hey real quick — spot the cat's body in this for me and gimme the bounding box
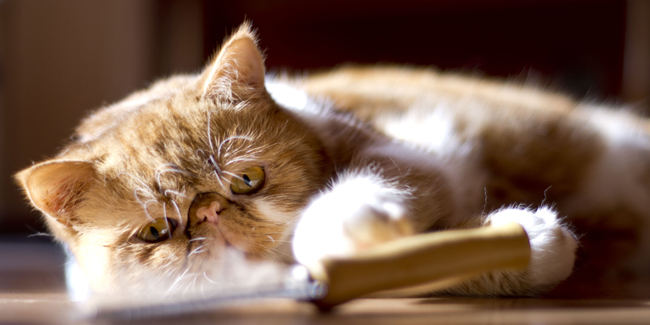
[17,24,650,297]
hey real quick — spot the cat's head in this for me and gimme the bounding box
[16,23,330,294]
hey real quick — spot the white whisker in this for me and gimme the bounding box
[165,267,190,296]
[119,172,151,191]
[188,245,206,257]
[170,200,183,226]
[203,271,219,285]
[134,192,158,221]
[207,110,215,152]
[164,189,187,198]
[27,232,53,238]
[219,175,232,186]
[217,136,253,161]
[223,170,245,182]
[208,155,226,190]
[208,155,221,174]
[224,156,259,166]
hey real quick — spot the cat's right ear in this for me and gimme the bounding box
[200,22,266,102]
[16,160,95,227]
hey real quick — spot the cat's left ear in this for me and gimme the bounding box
[201,22,266,102]
[16,160,96,227]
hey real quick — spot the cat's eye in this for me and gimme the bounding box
[230,166,265,194]
[137,218,177,243]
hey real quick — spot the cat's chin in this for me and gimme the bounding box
[92,246,286,299]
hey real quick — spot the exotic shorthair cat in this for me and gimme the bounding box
[16,23,650,298]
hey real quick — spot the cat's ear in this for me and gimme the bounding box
[201,22,266,102]
[16,160,95,227]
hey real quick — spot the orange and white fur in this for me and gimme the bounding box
[16,24,650,299]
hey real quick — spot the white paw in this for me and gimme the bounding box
[292,176,413,267]
[489,207,577,290]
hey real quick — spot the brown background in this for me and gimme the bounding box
[0,0,648,235]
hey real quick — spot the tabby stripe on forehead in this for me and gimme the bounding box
[170,116,196,145]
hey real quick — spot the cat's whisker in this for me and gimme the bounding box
[224,156,260,166]
[161,258,175,269]
[154,172,165,193]
[260,249,280,261]
[187,245,206,257]
[155,167,192,198]
[268,244,293,259]
[170,200,183,226]
[121,173,161,205]
[206,110,215,152]
[219,175,232,186]
[208,155,221,174]
[259,245,287,262]
[202,271,220,285]
[133,193,159,221]
[215,175,227,192]
[218,135,254,162]
[184,274,199,296]
[164,189,187,198]
[26,232,53,238]
[208,155,227,190]
[222,170,244,182]
[200,278,206,297]
[165,267,193,297]
[156,164,190,175]
[162,203,168,220]
[188,237,210,243]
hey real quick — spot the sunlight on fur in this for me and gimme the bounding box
[14,22,650,306]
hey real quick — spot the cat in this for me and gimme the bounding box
[15,22,650,298]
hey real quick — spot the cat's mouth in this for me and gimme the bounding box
[216,227,234,248]
[187,192,276,257]
[184,223,240,260]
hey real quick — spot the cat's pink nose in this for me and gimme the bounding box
[196,201,221,225]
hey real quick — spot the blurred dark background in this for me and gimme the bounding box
[0,0,648,236]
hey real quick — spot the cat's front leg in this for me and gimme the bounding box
[292,173,413,267]
[445,206,578,296]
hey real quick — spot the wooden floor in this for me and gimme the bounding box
[2,239,650,325]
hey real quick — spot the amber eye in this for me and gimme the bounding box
[230,166,265,194]
[137,218,177,243]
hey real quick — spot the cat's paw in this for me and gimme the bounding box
[488,206,577,291]
[292,176,413,267]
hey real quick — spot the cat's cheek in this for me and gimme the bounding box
[253,199,295,223]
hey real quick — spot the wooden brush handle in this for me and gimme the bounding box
[308,222,530,308]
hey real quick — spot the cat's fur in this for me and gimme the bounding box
[16,23,650,297]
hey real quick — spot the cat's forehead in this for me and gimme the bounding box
[98,93,272,157]
[88,98,280,187]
